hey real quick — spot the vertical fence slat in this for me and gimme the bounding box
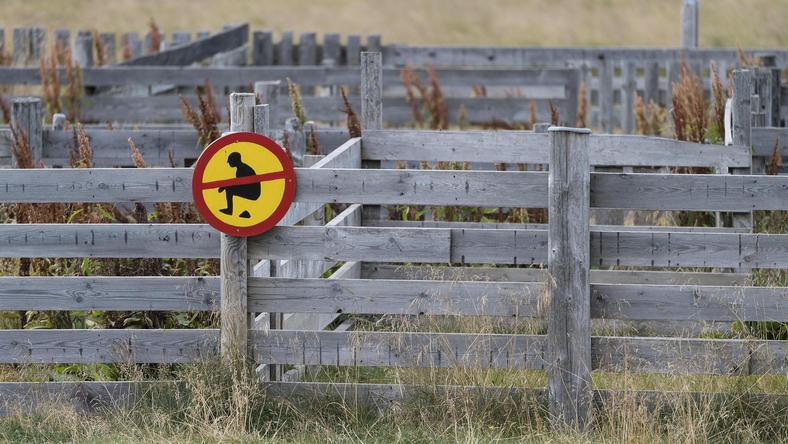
[252,31,273,66]
[644,61,659,105]
[360,51,386,224]
[547,126,591,429]
[599,58,613,133]
[278,31,293,65]
[221,92,255,365]
[731,69,753,232]
[680,0,699,48]
[323,33,341,67]
[74,30,94,68]
[298,32,317,66]
[346,35,361,65]
[622,61,636,134]
[11,97,42,166]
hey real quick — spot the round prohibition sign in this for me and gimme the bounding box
[192,132,296,237]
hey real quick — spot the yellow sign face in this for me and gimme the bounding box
[192,132,296,237]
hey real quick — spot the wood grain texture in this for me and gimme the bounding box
[361,264,749,286]
[0,276,219,311]
[221,234,248,364]
[592,284,788,322]
[0,329,218,363]
[248,278,544,317]
[361,52,382,130]
[0,224,219,258]
[252,330,786,375]
[0,168,193,203]
[251,330,547,369]
[248,226,451,263]
[592,336,786,375]
[591,173,788,210]
[361,130,749,168]
[293,169,548,207]
[547,127,592,427]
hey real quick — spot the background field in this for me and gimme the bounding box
[1,0,786,48]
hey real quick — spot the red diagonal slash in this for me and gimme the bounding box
[197,170,288,191]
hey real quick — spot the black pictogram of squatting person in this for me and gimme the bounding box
[218,152,260,219]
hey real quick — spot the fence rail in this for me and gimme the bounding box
[1,73,786,426]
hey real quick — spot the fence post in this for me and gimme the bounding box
[221,92,254,366]
[277,31,293,65]
[11,97,42,167]
[547,126,592,429]
[731,70,753,231]
[361,51,386,224]
[680,0,699,48]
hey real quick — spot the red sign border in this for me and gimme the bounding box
[192,132,296,237]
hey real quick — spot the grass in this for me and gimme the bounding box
[0,0,786,48]
[0,360,786,442]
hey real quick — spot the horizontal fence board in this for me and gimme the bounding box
[0,66,574,88]
[7,168,788,211]
[251,330,547,369]
[375,220,750,233]
[265,381,788,413]
[0,168,193,203]
[0,329,218,364]
[0,381,171,416]
[592,336,787,375]
[362,131,750,168]
[3,223,786,268]
[248,278,544,316]
[120,24,248,66]
[361,264,750,286]
[383,45,777,66]
[592,231,788,269]
[592,284,788,322]
[0,128,349,165]
[254,330,786,375]
[0,277,219,311]
[3,380,786,417]
[73,95,563,125]
[592,173,788,211]
[0,224,219,258]
[0,168,548,207]
[251,226,788,268]
[248,226,451,263]
[293,169,548,207]
[749,127,788,157]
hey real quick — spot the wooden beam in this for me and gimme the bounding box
[547,127,592,428]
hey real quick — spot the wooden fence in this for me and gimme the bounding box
[0,0,785,132]
[1,125,787,422]
[0,65,580,127]
[1,75,787,424]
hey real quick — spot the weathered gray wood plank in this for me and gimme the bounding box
[592,173,788,211]
[593,336,786,375]
[252,330,786,375]
[0,277,219,311]
[119,24,248,66]
[361,131,750,168]
[251,330,547,369]
[547,127,592,427]
[593,284,788,322]
[0,329,218,363]
[0,224,219,258]
[248,226,451,263]
[248,278,544,317]
[360,264,750,286]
